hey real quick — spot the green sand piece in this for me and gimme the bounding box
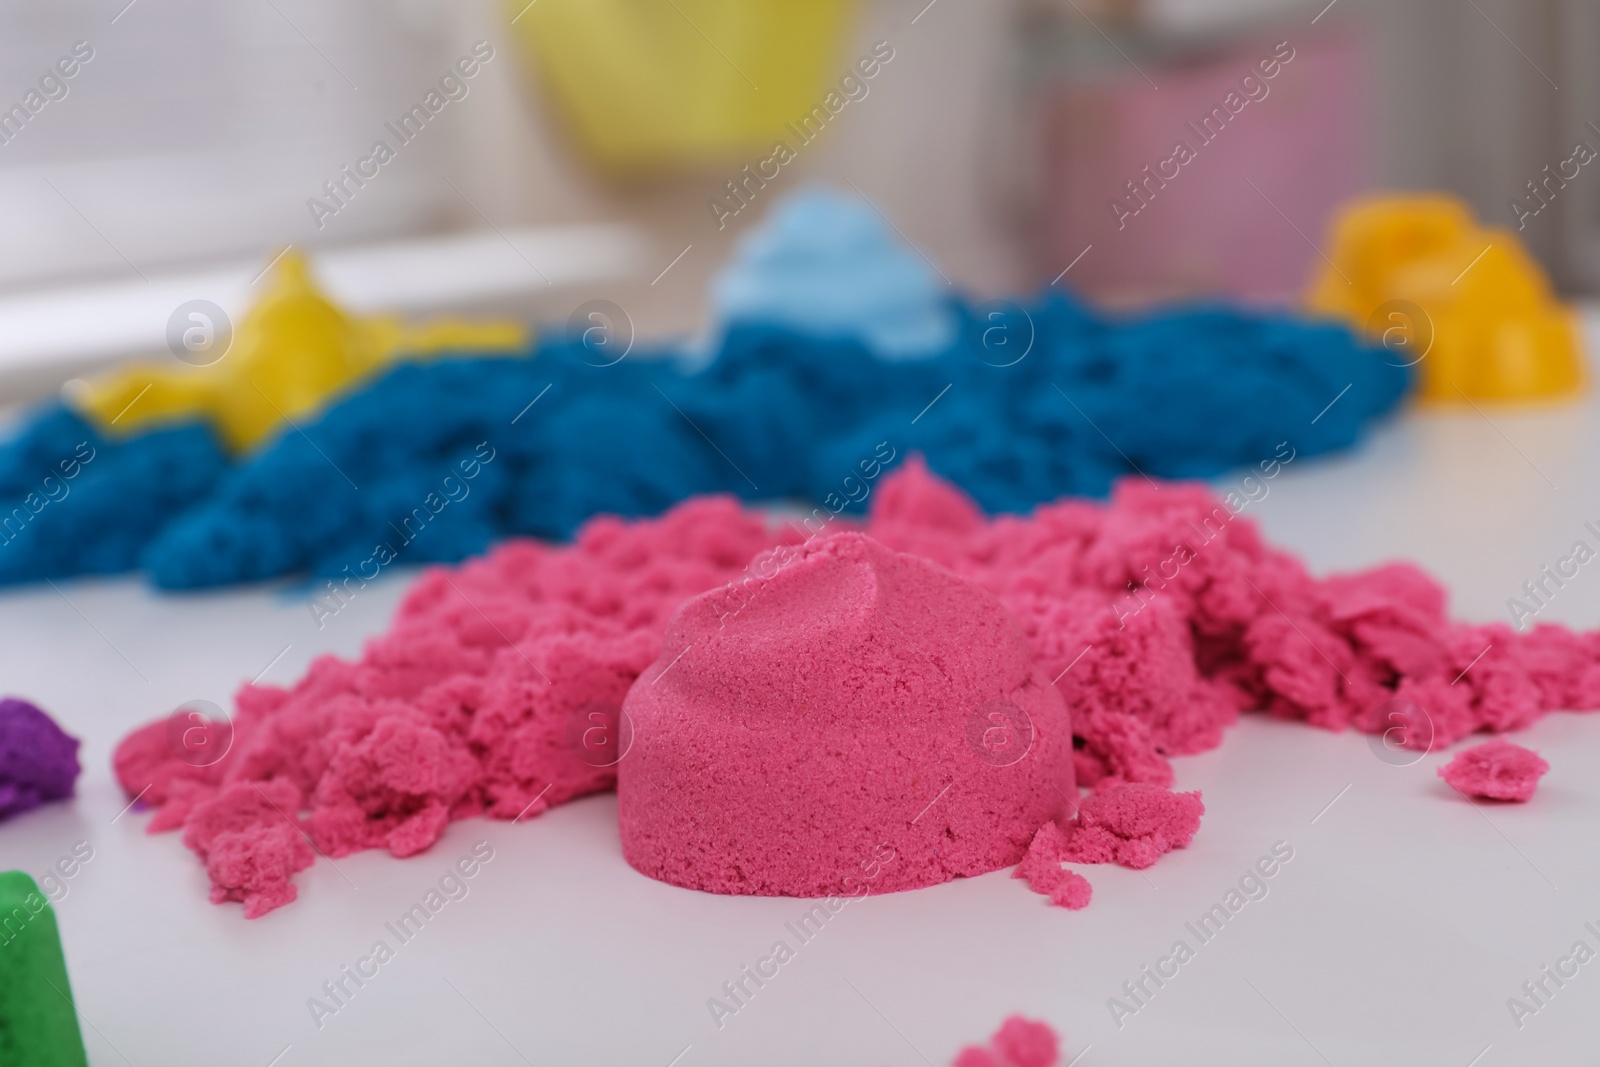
[0,871,88,1067]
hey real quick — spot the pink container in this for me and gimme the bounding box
[1035,33,1366,304]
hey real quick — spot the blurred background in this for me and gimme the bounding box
[0,0,1591,395]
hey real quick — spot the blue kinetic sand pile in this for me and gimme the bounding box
[0,189,1410,590]
[0,406,226,583]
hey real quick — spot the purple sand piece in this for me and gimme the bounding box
[0,698,81,821]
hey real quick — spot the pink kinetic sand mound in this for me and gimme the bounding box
[618,532,1074,896]
[113,458,1600,915]
[953,1014,1060,1067]
[1438,738,1549,801]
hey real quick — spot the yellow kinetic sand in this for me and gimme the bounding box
[507,0,854,173]
[71,253,528,452]
[1307,194,1584,402]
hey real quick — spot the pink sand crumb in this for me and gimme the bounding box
[1061,783,1204,869]
[181,779,314,918]
[1438,739,1549,802]
[953,1015,1060,1067]
[1012,822,1092,909]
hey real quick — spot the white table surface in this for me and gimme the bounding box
[9,323,1600,1066]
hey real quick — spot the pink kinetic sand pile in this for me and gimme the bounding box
[953,1014,1060,1067]
[115,458,1600,916]
[1438,738,1549,801]
[115,497,793,916]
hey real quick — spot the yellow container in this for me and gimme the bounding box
[1306,193,1584,402]
[71,252,528,452]
[507,0,855,173]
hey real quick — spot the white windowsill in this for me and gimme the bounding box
[0,224,651,391]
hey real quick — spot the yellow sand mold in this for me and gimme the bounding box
[70,252,528,452]
[1307,194,1584,402]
